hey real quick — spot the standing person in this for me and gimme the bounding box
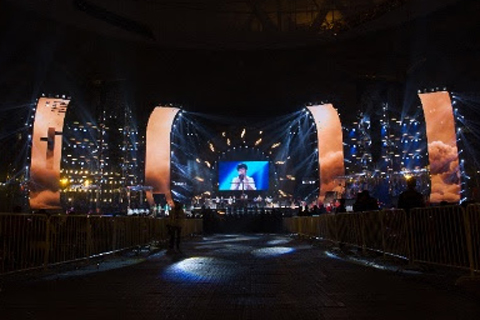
[167,201,186,253]
[335,198,347,213]
[397,177,426,213]
[230,163,256,190]
[363,190,379,211]
[353,190,379,212]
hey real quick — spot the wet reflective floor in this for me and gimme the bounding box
[1,234,479,319]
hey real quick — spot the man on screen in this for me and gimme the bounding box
[230,163,256,191]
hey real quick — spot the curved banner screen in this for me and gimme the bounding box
[419,91,460,203]
[29,97,70,209]
[307,104,345,201]
[145,106,180,206]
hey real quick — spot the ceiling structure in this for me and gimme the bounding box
[0,0,478,122]
[7,0,461,50]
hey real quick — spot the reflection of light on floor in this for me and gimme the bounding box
[214,244,254,255]
[163,257,237,283]
[199,236,258,245]
[266,239,291,246]
[251,247,295,257]
[295,245,313,250]
[325,251,341,260]
[325,251,422,275]
[195,244,224,250]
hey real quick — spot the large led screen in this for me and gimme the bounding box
[145,106,180,206]
[419,91,460,203]
[307,104,345,201]
[218,161,269,191]
[30,97,70,209]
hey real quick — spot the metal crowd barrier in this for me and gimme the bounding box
[409,206,470,270]
[382,209,410,258]
[0,214,203,275]
[464,204,480,276]
[183,218,203,236]
[0,214,48,273]
[284,205,480,276]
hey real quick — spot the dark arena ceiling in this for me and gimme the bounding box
[1,0,479,120]
[4,0,466,49]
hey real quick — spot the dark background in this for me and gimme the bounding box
[1,0,479,125]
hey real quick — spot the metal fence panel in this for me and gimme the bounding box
[0,214,202,275]
[466,204,480,272]
[335,213,363,247]
[382,209,409,258]
[0,214,48,273]
[284,207,476,275]
[410,206,470,269]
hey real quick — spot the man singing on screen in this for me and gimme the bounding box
[230,163,256,190]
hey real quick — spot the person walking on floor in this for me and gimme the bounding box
[167,200,186,253]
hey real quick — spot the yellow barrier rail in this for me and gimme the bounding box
[284,205,479,275]
[0,214,202,275]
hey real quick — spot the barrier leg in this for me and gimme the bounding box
[360,214,367,254]
[380,212,387,260]
[406,212,415,266]
[333,215,340,247]
[86,218,92,262]
[43,218,50,270]
[457,209,477,282]
[112,219,117,253]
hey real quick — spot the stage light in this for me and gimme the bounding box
[241,128,246,138]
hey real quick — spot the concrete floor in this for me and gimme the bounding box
[1,234,479,319]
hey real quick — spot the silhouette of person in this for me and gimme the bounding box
[397,177,425,213]
[335,198,347,213]
[167,201,186,253]
[353,190,379,212]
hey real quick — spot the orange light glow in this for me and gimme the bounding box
[419,91,460,203]
[307,104,345,201]
[145,107,180,206]
[29,97,70,209]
